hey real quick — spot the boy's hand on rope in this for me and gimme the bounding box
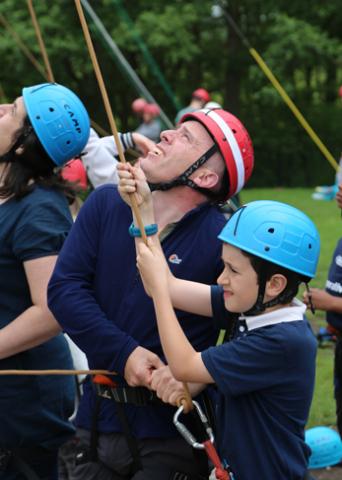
[151,366,204,412]
[117,163,153,212]
[151,365,190,408]
[124,346,164,388]
[137,241,169,297]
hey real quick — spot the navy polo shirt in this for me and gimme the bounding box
[48,185,225,438]
[325,238,342,332]
[202,286,317,480]
[0,186,75,448]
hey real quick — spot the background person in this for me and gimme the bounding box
[303,238,342,439]
[175,87,211,124]
[135,103,162,142]
[0,82,90,480]
[48,108,254,479]
[81,128,156,189]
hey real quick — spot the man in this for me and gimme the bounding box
[48,108,254,479]
[175,88,211,124]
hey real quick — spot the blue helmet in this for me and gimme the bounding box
[22,83,90,166]
[218,200,320,278]
[305,426,342,469]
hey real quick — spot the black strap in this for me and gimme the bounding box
[115,402,142,474]
[149,144,218,192]
[89,394,102,462]
[95,383,161,406]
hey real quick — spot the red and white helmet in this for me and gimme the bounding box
[131,98,147,114]
[181,108,254,198]
[192,88,211,103]
[143,103,161,117]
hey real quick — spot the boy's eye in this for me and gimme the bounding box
[225,263,238,274]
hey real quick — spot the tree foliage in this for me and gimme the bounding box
[0,0,341,186]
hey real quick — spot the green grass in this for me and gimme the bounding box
[240,188,340,428]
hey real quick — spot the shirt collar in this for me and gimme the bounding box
[239,298,306,332]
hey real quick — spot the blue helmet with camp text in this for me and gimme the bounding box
[218,200,320,278]
[22,83,90,166]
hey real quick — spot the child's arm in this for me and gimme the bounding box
[137,241,214,384]
[117,163,213,317]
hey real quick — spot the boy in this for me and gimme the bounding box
[118,163,320,480]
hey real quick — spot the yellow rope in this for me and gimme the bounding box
[249,48,339,172]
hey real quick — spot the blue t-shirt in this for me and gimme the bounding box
[325,237,342,332]
[202,286,317,480]
[48,185,225,438]
[0,186,75,449]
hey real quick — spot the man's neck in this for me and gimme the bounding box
[152,186,209,230]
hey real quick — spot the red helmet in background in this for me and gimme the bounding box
[181,108,254,197]
[132,98,147,114]
[339,86,342,98]
[192,88,211,103]
[61,158,88,190]
[143,103,160,117]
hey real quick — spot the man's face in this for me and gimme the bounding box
[139,120,215,183]
[0,97,26,156]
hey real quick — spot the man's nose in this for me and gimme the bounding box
[160,129,176,144]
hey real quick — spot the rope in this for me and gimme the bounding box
[0,369,116,376]
[219,5,339,172]
[0,13,46,77]
[26,0,55,82]
[74,0,193,413]
[204,440,230,480]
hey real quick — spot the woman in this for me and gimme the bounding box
[0,83,90,479]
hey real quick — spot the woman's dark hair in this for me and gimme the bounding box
[0,116,77,202]
[241,249,310,305]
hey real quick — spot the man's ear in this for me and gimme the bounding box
[265,274,287,301]
[191,168,219,190]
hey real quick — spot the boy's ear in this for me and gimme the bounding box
[265,274,287,300]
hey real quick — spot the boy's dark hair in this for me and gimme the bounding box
[242,249,310,305]
[0,116,77,203]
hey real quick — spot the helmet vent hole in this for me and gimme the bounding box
[36,115,40,120]
[308,243,312,249]
[268,228,275,233]
[66,140,71,145]
[232,129,236,134]
[49,107,54,112]
[265,246,270,252]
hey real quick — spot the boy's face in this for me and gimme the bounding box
[217,243,259,313]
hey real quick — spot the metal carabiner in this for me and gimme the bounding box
[173,400,215,449]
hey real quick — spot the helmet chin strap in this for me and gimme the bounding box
[148,144,218,192]
[242,263,300,317]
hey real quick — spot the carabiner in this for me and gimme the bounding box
[173,400,214,449]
